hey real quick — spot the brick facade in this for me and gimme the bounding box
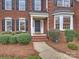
[0,0,79,41]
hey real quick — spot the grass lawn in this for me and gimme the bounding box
[0,55,42,59]
[0,56,21,59]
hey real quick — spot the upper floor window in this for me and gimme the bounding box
[57,0,70,7]
[34,0,41,11]
[19,0,26,11]
[5,0,12,10]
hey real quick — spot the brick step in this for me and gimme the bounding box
[32,36,48,42]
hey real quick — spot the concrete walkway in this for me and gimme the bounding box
[33,42,77,59]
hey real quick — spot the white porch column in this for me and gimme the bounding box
[41,20,44,33]
[60,15,63,31]
[47,17,49,31]
[31,16,34,35]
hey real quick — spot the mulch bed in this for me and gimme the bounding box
[46,40,79,59]
[0,43,38,57]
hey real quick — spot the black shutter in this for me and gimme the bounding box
[12,0,14,10]
[16,0,19,10]
[16,19,19,31]
[70,0,73,7]
[32,0,35,11]
[2,0,5,10]
[12,19,14,31]
[54,0,57,6]
[25,0,27,10]
[25,19,28,31]
[2,19,5,31]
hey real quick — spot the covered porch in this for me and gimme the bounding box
[29,12,48,36]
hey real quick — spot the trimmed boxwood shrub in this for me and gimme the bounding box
[9,35,17,44]
[65,30,75,42]
[0,32,32,45]
[0,35,11,44]
[17,33,32,44]
[67,43,78,50]
[27,55,42,59]
[0,32,12,34]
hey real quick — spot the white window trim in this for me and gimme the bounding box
[19,0,26,11]
[19,18,26,32]
[5,17,12,32]
[54,15,73,31]
[5,0,12,10]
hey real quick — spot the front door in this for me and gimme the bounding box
[35,20,41,33]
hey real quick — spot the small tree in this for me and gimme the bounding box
[47,30,60,43]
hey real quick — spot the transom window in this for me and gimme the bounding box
[54,15,73,31]
[5,0,12,10]
[5,18,12,32]
[57,0,70,7]
[19,18,26,32]
[19,0,26,11]
[34,0,41,11]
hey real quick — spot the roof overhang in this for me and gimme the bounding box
[52,12,74,15]
[29,12,48,17]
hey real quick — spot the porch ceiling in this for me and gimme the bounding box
[33,17,47,20]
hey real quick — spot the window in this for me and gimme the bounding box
[57,0,63,7]
[19,0,26,11]
[5,18,12,32]
[55,17,60,29]
[57,0,70,7]
[54,15,73,31]
[63,16,70,29]
[19,18,26,32]
[34,0,41,11]
[5,0,12,10]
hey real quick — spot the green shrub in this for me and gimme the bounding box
[0,35,11,44]
[16,32,26,34]
[67,43,78,50]
[0,32,31,45]
[17,33,32,44]
[65,30,75,42]
[0,32,12,34]
[0,56,21,59]
[27,55,41,59]
[47,30,60,43]
[9,35,17,44]
[75,32,79,40]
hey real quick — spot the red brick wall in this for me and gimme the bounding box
[0,0,79,33]
[48,0,79,32]
[0,0,48,32]
[73,1,79,31]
